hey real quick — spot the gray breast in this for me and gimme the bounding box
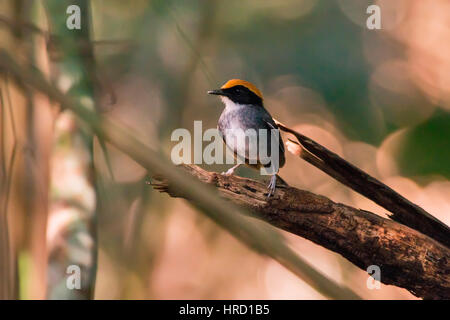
[218,105,285,170]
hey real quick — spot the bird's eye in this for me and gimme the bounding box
[235,87,241,93]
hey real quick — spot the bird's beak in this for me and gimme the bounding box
[207,89,226,96]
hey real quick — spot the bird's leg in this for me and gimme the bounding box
[221,164,241,176]
[267,174,277,198]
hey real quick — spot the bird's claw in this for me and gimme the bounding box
[266,175,277,199]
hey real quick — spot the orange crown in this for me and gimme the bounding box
[221,79,263,99]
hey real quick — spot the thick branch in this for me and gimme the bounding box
[276,121,450,249]
[2,48,448,300]
[151,164,450,300]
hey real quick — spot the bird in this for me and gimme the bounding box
[208,79,285,198]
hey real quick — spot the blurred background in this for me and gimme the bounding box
[0,0,449,299]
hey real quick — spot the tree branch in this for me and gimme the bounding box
[275,121,450,249]
[2,48,448,300]
[151,164,450,300]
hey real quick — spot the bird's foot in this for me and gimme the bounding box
[267,174,277,199]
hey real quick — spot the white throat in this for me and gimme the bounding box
[220,96,245,111]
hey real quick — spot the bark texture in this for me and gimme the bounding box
[152,164,450,300]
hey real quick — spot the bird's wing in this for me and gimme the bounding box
[259,114,285,171]
[265,119,285,155]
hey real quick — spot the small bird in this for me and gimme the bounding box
[208,79,285,198]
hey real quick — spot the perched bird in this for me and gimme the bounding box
[208,79,285,198]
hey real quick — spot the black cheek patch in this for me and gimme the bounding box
[223,85,263,106]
